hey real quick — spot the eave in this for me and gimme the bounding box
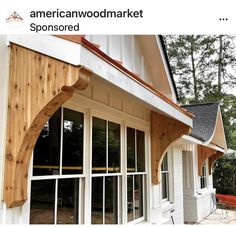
[7,34,193,127]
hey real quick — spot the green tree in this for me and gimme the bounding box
[163,35,217,102]
[163,35,236,149]
[213,153,236,195]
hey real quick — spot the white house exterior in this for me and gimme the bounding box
[0,35,226,224]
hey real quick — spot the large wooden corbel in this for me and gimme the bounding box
[4,44,92,208]
[197,145,216,176]
[151,111,191,184]
[208,151,224,175]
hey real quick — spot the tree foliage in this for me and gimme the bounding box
[213,153,236,195]
[163,35,236,150]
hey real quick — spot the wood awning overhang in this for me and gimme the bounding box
[3,44,92,208]
[197,145,224,176]
[151,111,191,185]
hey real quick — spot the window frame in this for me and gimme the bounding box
[26,95,150,225]
[91,113,122,224]
[161,153,170,201]
[200,160,208,189]
[29,106,86,224]
[126,124,147,224]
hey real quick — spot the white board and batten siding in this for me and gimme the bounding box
[85,35,153,85]
[0,35,10,224]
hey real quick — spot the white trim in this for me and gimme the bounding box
[0,36,10,216]
[204,106,227,149]
[80,45,192,127]
[7,35,82,66]
[54,179,58,224]
[180,135,225,153]
[7,35,192,127]
[155,36,177,102]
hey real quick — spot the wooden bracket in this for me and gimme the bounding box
[151,111,191,185]
[208,151,224,175]
[4,44,91,208]
[197,145,215,176]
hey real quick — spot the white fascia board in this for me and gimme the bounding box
[80,46,192,127]
[207,144,225,153]
[181,135,203,145]
[181,135,225,153]
[155,36,177,102]
[7,35,81,66]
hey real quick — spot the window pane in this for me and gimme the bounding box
[161,154,168,171]
[108,122,120,173]
[30,180,55,224]
[92,177,103,224]
[33,108,61,176]
[137,130,145,172]
[162,173,169,199]
[127,128,135,172]
[62,108,84,174]
[92,117,106,173]
[135,175,143,219]
[105,176,118,224]
[127,175,134,222]
[57,178,79,224]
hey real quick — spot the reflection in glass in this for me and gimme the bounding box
[137,130,145,172]
[33,108,61,176]
[162,173,169,199]
[161,154,168,171]
[30,180,55,224]
[105,176,118,224]
[127,128,135,172]
[135,175,143,219]
[57,178,79,224]
[92,117,106,173]
[108,122,120,173]
[62,108,84,174]
[91,177,103,224]
[127,175,134,222]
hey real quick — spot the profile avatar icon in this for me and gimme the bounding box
[6,11,24,28]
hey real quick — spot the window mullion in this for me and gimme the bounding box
[103,176,105,224]
[135,130,137,172]
[133,175,135,220]
[106,121,108,173]
[54,179,58,224]
[59,108,64,176]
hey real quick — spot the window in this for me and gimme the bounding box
[161,154,169,200]
[127,127,145,223]
[30,103,148,225]
[30,108,84,224]
[200,161,207,189]
[91,117,121,224]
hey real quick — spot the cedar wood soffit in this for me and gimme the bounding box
[4,44,91,208]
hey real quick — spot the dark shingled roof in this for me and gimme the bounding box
[182,102,219,142]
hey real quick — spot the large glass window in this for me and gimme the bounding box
[33,109,61,176]
[30,107,84,224]
[91,117,121,224]
[200,161,207,189]
[161,154,169,200]
[127,127,145,223]
[92,117,120,173]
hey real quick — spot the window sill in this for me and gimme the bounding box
[162,200,174,212]
[196,188,215,198]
